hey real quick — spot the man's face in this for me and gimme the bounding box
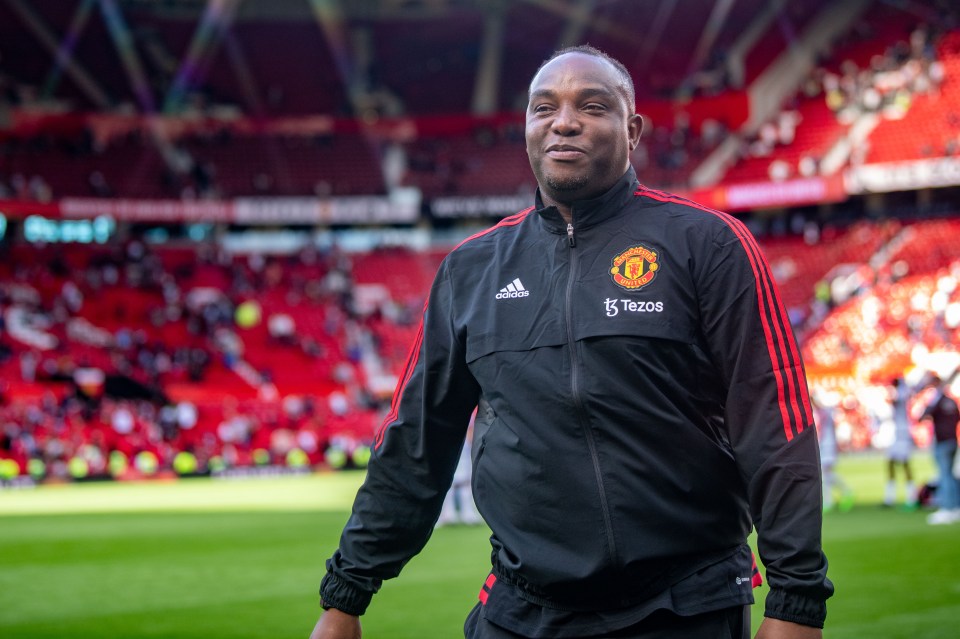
[525,53,642,206]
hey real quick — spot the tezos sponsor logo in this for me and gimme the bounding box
[604,298,664,317]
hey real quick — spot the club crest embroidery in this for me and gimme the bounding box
[610,244,660,290]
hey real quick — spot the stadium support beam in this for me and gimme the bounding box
[556,0,597,49]
[163,0,241,114]
[309,0,399,194]
[517,0,638,46]
[690,0,872,189]
[96,0,157,112]
[745,0,872,131]
[3,0,111,108]
[40,0,98,102]
[723,0,786,90]
[221,28,266,115]
[95,0,219,187]
[681,0,735,91]
[630,0,677,76]
[471,1,506,115]
[307,0,359,114]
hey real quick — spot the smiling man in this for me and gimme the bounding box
[310,46,832,639]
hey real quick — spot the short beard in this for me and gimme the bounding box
[544,172,589,194]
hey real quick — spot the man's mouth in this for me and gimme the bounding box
[545,145,586,160]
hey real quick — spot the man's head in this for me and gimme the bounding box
[532,45,636,110]
[525,45,642,209]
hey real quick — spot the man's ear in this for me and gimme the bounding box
[628,114,644,150]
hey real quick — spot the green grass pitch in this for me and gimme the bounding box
[1,453,958,638]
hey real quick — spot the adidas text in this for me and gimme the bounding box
[496,278,529,300]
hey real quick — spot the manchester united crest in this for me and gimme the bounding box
[610,244,660,290]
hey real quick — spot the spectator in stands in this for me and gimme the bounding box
[920,375,960,525]
[110,401,136,436]
[88,170,113,198]
[19,350,38,383]
[311,45,831,639]
[268,312,297,345]
[28,175,53,202]
[798,155,820,177]
[176,400,198,432]
[884,376,918,508]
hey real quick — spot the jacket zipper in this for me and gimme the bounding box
[563,223,619,564]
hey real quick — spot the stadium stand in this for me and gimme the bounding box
[1,0,959,484]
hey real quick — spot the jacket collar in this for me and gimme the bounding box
[535,166,639,234]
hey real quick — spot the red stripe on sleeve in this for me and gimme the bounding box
[374,311,425,449]
[636,187,810,440]
[452,208,533,251]
[714,212,808,433]
[718,212,814,427]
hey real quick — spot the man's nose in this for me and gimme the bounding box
[551,104,581,134]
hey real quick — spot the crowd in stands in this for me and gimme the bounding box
[803,217,960,453]
[730,8,958,183]
[1,212,959,484]
[816,25,945,124]
[0,171,53,203]
[0,113,734,203]
[0,238,432,484]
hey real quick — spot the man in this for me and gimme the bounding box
[920,375,960,525]
[884,377,917,508]
[310,45,832,639]
[813,393,853,513]
[436,416,483,527]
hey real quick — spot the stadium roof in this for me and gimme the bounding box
[1,0,845,116]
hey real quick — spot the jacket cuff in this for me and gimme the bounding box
[764,588,827,628]
[319,572,373,617]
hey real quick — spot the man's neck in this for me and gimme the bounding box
[540,193,573,224]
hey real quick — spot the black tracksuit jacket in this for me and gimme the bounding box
[320,168,833,631]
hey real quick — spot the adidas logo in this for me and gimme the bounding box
[495,278,530,299]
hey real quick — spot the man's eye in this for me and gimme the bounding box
[533,104,554,113]
[583,103,606,111]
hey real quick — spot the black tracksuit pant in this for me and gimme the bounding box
[464,603,750,639]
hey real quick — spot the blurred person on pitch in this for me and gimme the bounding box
[884,377,918,508]
[920,374,960,525]
[310,45,832,639]
[436,413,483,528]
[813,393,853,513]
